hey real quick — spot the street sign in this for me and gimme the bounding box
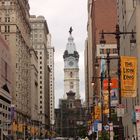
[117,104,125,117]
[104,125,109,131]
[93,120,100,132]
[98,123,102,131]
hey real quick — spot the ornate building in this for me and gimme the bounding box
[55,91,87,138]
[63,28,80,99]
[55,28,87,138]
[0,0,31,124]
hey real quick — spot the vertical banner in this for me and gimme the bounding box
[135,106,140,140]
[103,78,118,107]
[94,105,101,120]
[103,90,109,114]
[121,56,137,97]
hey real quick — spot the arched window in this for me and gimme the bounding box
[70,72,73,78]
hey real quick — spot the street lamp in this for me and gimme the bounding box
[99,24,136,140]
[92,55,113,139]
[91,72,104,137]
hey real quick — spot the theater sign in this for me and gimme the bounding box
[121,56,137,97]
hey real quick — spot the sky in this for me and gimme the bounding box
[29,0,88,107]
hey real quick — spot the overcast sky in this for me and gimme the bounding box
[29,0,87,107]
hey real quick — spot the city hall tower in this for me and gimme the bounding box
[63,27,80,99]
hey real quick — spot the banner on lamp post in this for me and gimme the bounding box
[135,106,140,140]
[103,78,119,107]
[94,105,101,120]
[103,90,109,114]
[121,56,137,97]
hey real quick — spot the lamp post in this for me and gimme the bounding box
[93,53,112,139]
[99,24,136,140]
[106,51,112,139]
[91,72,104,137]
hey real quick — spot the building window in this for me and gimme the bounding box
[70,82,74,89]
[5,17,10,22]
[112,48,118,54]
[1,59,8,80]
[106,48,110,53]
[70,103,72,108]
[100,49,104,54]
[70,72,73,78]
[5,25,10,32]
[5,35,9,40]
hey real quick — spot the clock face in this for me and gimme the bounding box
[69,61,74,66]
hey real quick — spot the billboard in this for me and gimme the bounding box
[121,56,137,97]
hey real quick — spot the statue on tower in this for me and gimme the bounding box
[69,27,73,35]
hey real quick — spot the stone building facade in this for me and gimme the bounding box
[0,0,31,124]
[47,34,55,128]
[30,15,50,127]
[0,35,12,139]
[30,48,38,125]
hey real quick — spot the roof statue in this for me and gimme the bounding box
[69,27,73,35]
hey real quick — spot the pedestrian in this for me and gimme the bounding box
[125,136,130,140]
[132,135,136,140]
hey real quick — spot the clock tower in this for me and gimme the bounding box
[63,27,80,99]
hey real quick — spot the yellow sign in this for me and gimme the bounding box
[12,122,17,132]
[121,56,137,97]
[18,124,23,132]
[103,90,109,114]
[94,105,101,120]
